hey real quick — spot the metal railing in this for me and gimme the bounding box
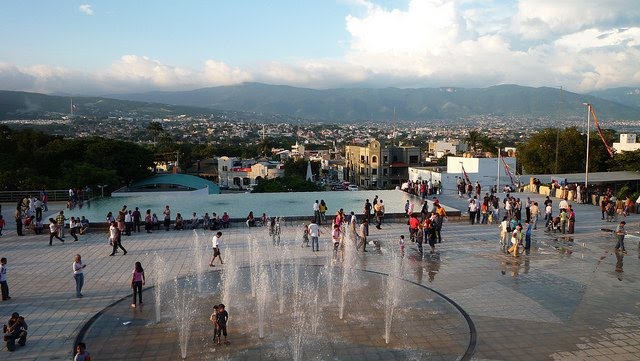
[0,190,75,203]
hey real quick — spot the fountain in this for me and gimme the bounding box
[325,252,334,302]
[278,244,287,314]
[384,250,405,344]
[152,253,168,323]
[170,276,198,359]
[221,248,238,308]
[256,264,269,339]
[191,230,205,293]
[310,272,322,335]
[339,228,357,320]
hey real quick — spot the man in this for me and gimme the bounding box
[308,220,320,252]
[615,221,627,254]
[0,258,9,301]
[3,312,27,351]
[56,211,66,238]
[543,196,553,219]
[14,207,23,237]
[132,207,142,232]
[374,200,385,229]
[358,218,369,252]
[313,200,320,224]
[559,197,569,213]
[364,199,372,221]
[530,202,541,230]
[124,211,132,236]
[79,216,90,235]
[209,231,224,267]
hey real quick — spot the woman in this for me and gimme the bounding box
[48,218,64,246]
[131,261,145,308]
[319,200,328,223]
[105,211,114,223]
[144,209,152,233]
[73,254,86,298]
[174,213,184,230]
[567,206,576,234]
[246,211,255,227]
[109,221,127,256]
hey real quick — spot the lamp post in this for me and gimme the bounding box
[583,103,591,189]
[98,185,107,198]
[497,147,501,194]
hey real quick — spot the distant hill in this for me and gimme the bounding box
[0,90,213,120]
[589,87,640,109]
[108,83,640,121]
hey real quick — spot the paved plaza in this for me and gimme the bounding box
[0,191,639,360]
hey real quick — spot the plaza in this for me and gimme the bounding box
[0,190,639,360]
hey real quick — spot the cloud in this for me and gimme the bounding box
[79,4,94,16]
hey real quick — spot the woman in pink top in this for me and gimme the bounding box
[131,261,145,308]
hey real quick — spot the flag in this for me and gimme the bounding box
[461,164,471,184]
[502,157,517,185]
[589,105,616,158]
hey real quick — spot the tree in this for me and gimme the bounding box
[465,130,480,152]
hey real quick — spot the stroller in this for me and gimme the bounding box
[547,216,561,232]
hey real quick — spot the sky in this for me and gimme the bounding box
[1,0,639,95]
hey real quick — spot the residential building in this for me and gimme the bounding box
[345,139,422,189]
[613,134,640,152]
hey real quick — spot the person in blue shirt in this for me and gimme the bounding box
[524,221,532,250]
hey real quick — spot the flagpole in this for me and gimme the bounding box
[497,147,500,194]
[583,103,590,189]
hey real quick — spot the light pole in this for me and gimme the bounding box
[583,103,591,189]
[497,147,501,194]
[98,185,107,198]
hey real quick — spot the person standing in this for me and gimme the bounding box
[73,254,86,298]
[49,218,64,245]
[468,199,478,225]
[530,202,541,230]
[109,221,127,256]
[0,257,10,301]
[313,200,320,225]
[358,218,369,252]
[524,221,532,250]
[209,231,224,267]
[132,207,142,233]
[615,221,627,254]
[308,220,320,252]
[319,200,327,224]
[364,199,372,222]
[499,216,509,253]
[144,209,152,233]
[215,304,229,345]
[163,205,171,231]
[0,215,5,236]
[15,206,23,236]
[56,211,67,238]
[131,261,145,308]
[508,224,523,257]
[374,200,385,229]
[124,211,133,236]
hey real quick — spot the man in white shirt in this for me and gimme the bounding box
[559,198,569,212]
[308,220,320,252]
[209,232,224,267]
[313,200,320,224]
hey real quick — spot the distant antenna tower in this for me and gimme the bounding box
[70,98,74,117]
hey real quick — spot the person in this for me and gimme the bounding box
[364,199,372,221]
[3,312,27,351]
[131,261,145,307]
[301,223,310,247]
[398,235,405,257]
[191,212,200,229]
[425,215,437,254]
[308,219,320,252]
[499,216,509,253]
[210,304,220,340]
[374,199,385,229]
[74,342,91,361]
[313,200,320,224]
[215,303,229,345]
[508,224,523,257]
[132,207,141,233]
[69,217,79,242]
[73,254,86,298]
[559,208,568,234]
[524,221,532,250]
[0,258,9,301]
[109,221,127,256]
[530,202,540,230]
[79,216,89,235]
[209,231,224,267]
[567,205,576,234]
[163,205,171,231]
[144,210,152,233]
[48,218,64,246]
[408,213,420,243]
[468,199,478,225]
[615,221,627,254]
[124,210,133,236]
[245,211,255,227]
[0,215,4,236]
[358,218,369,252]
[319,200,327,224]
[174,213,184,230]
[331,223,341,259]
[15,206,23,236]
[56,211,66,238]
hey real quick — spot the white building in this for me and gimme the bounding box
[613,134,640,152]
[408,155,518,192]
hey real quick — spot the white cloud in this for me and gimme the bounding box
[79,4,94,16]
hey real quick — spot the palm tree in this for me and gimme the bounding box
[465,130,480,152]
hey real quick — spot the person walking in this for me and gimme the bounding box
[48,218,65,245]
[73,254,86,298]
[130,261,145,308]
[308,220,320,252]
[358,218,369,252]
[615,221,627,254]
[209,231,224,267]
[313,200,320,225]
[109,221,127,256]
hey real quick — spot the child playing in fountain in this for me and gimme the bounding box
[215,304,229,345]
[301,224,309,247]
[399,235,405,257]
[209,304,219,341]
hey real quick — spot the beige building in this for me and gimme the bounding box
[345,139,422,189]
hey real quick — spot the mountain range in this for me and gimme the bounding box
[1,83,640,121]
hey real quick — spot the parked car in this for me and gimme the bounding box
[347,185,359,191]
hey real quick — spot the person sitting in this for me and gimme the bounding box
[202,213,210,230]
[190,212,200,229]
[4,312,27,351]
[152,213,160,230]
[174,213,184,230]
[259,213,267,227]
[79,216,90,235]
[221,212,230,229]
[246,211,255,227]
[210,213,220,230]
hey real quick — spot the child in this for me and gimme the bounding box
[215,304,229,345]
[399,235,405,257]
[209,304,219,341]
[487,212,494,225]
[301,224,309,248]
[74,342,91,361]
[331,224,341,259]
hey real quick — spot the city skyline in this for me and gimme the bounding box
[1,0,639,95]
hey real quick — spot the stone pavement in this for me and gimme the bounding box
[0,190,638,360]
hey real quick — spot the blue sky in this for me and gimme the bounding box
[1,0,639,94]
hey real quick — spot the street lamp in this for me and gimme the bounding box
[97,185,107,198]
[583,103,591,189]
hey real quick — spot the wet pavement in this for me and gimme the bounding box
[0,190,638,360]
